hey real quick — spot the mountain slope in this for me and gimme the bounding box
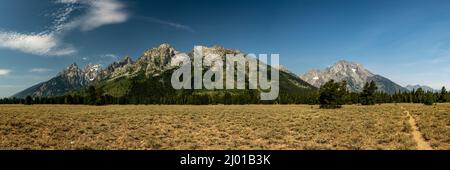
[300,60,407,94]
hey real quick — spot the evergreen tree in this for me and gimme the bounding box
[415,88,425,103]
[439,86,447,103]
[87,86,97,105]
[423,92,435,105]
[319,80,347,109]
[24,96,33,105]
[95,87,105,105]
[64,95,74,104]
[360,81,378,105]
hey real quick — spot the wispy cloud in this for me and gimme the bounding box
[59,0,129,31]
[139,16,195,33]
[100,54,119,60]
[0,0,129,56]
[0,69,11,76]
[0,32,76,56]
[30,68,52,73]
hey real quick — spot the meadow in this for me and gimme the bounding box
[0,104,448,150]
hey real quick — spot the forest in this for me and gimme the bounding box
[1,80,448,107]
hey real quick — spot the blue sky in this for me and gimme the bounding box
[1,0,450,97]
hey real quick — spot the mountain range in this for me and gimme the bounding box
[13,44,432,99]
[13,44,316,99]
[405,85,436,92]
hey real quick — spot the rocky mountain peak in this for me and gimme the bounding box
[158,43,172,49]
[59,63,81,77]
[300,60,406,93]
[301,60,373,89]
[193,45,241,57]
[123,56,133,64]
[65,63,79,72]
[327,60,373,77]
[54,63,84,86]
[84,64,103,82]
[141,43,176,59]
[137,44,178,75]
[105,56,135,79]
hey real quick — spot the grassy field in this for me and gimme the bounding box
[0,104,448,150]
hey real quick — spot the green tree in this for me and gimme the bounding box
[415,88,425,103]
[423,92,435,105]
[360,81,378,105]
[95,87,105,105]
[319,80,347,109]
[439,86,447,103]
[64,95,74,104]
[87,86,97,105]
[24,96,33,105]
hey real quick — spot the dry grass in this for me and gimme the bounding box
[0,104,447,150]
[402,104,450,150]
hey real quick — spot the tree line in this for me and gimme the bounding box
[317,80,448,108]
[1,81,449,107]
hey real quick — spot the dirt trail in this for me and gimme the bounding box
[401,107,433,150]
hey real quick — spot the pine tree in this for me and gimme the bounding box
[65,95,74,104]
[319,80,347,109]
[24,96,33,105]
[415,88,425,103]
[423,92,435,105]
[360,81,378,105]
[87,86,97,105]
[439,86,447,103]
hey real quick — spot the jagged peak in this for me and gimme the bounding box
[143,43,175,53]
[332,60,361,68]
[158,43,172,49]
[193,45,241,55]
[121,56,133,64]
[67,63,79,69]
[59,63,81,75]
[141,43,177,57]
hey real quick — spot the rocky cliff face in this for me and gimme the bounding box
[300,60,407,94]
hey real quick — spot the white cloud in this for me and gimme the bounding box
[59,0,129,31]
[0,69,11,76]
[30,68,52,73]
[0,31,76,56]
[0,0,128,56]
